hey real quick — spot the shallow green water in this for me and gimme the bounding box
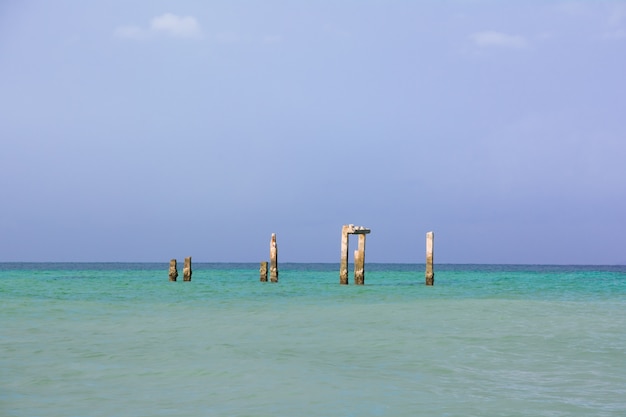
[1,263,625,416]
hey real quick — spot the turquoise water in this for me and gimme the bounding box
[1,263,625,416]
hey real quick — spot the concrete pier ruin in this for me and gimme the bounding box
[425,231,434,285]
[270,233,278,283]
[260,261,268,282]
[168,259,178,282]
[339,224,370,285]
[183,256,192,282]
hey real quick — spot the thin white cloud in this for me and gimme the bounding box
[470,31,528,48]
[114,13,201,40]
[150,13,201,38]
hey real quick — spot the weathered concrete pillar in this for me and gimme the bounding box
[339,225,350,285]
[183,256,192,282]
[260,261,268,282]
[425,231,434,286]
[270,233,278,283]
[354,234,366,285]
[168,259,178,282]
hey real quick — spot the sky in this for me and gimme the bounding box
[1,1,625,264]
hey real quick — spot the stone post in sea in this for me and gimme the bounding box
[183,256,192,282]
[270,233,278,283]
[340,226,350,285]
[339,224,370,285]
[354,233,366,285]
[425,231,434,286]
[169,259,178,282]
[260,261,268,282]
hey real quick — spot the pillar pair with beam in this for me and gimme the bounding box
[339,224,371,285]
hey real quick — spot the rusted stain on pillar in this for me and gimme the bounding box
[183,256,192,282]
[168,259,178,282]
[339,224,370,285]
[270,233,278,283]
[260,261,268,282]
[425,231,434,286]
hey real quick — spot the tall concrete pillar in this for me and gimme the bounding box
[270,233,278,283]
[339,225,350,285]
[168,259,178,282]
[354,234,366,285]
[183,256,192,282]
[260,261,268,282]
[425,231,434,286]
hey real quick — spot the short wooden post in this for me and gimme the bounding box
[354,234,366,285]
[339,225,350,285]
[168,259,178,282]
[183,256,192,282]
[425,231,434,286]
[270,233,278,283]
[260,261,268,282]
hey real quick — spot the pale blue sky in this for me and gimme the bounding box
[1,1,625,263]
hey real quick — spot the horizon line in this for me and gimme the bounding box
[1,261,624,267]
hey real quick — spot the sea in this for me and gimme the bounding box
[1,263,625,417]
